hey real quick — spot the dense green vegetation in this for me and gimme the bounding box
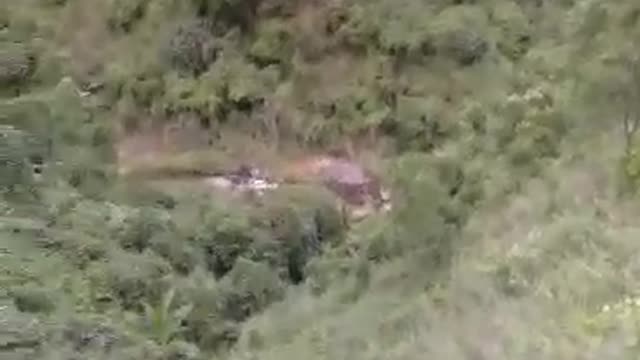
[4,0,640,359]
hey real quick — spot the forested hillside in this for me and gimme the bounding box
[3,0,640,359]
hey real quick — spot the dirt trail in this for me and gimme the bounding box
[114,123,392,220]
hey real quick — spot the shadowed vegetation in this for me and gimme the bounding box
[3,0,640,359]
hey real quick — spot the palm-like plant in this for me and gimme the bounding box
[141,288,192,345]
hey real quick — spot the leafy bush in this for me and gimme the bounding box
[429,5,489,66]
[0,126,37,193]
[493,2,532,61]
[160,19,218,75]
[140,288,192,345]
[384,95,456,151]
[150,234,200,275]
[0,5,7,30]
[257,186,347,282]
[194,206,255,277]
[0,43,36,87]
[177,268,239,351]
[161,56,277,120]
[0,308,46,357]
[161,72,223,116]
[117,207,172,253]
[497,88,566,172]
[107,0,149,33]
[384,153,459,274]
[11,286,56,314]
[192,0,263,33]
[248,19,292,67]
[49,232,108,269]
[217,257,284,322]
[102,251,173,310]
[119,67,166,109]
[57,317,122,354]
[163,340,201,360]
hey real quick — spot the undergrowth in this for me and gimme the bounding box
[3,0,640,359]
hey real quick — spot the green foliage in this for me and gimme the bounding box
[178,269,235,350]
[160,19,218,75]
[258,186,347,281]
[141,288,192,345]
[344,0,432,57]
[194,205,256,277]
[119,67,166,110]
[54,317,122,354]
[248,19,292,67]
[217,257,284,321]
[150,234,200,275]
[387,95,455,151]
[102,251,172,310]
[492,1,532,61]
[0,126,37,193]
[0,308,45,357]
[386,153,458,269]
[108,0,149,33]
[0,42,36,88]
[5,0,640,359]
[10,286,56,314]
[117,207,172,252]
[430,5,489,65]
[497,87,566,172]
[0,5,8,30]
[192,0,262,33]
[162,71,223,116]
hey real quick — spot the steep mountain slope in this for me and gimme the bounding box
[3,0,640,359]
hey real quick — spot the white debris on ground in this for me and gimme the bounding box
[202,165,280,196]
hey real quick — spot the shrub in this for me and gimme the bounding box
[248,19,292,68]
[103,251,172,310]
[326,84,392,138]
[0,126,36,193]
[109,184,177,210]
[265,203,320,283]
[117,207,172,253]
[0,97,52,140]
[0,43,36,87]
[61,157,113,199]
[385,95,455,152]
[160,19,218,75]
[161,71,223,116]
[430,5,489,66]
[150,234,200,275]
[41,0,68,6]
[50,232,108,269]
[192,0,263,33]
[0,308,46,356]
[257,186,347,282]
[256,0,299,17]
[163,340,201,360]
[120,68,166,109]
[178,269,239,351]
[107,0,149,33]
[161,55,278,122]
[140,288,192,345]
[58,317,122,354]
[217,257,285,322]
[499,89,566,171]
[374,1,433,59]
[0,5,7,30]
[385,153,458,274]
[492,2,532,61]
[194,206,255,277]
[11,286,56,314]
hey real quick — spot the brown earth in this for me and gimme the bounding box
[113,120,392,221]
